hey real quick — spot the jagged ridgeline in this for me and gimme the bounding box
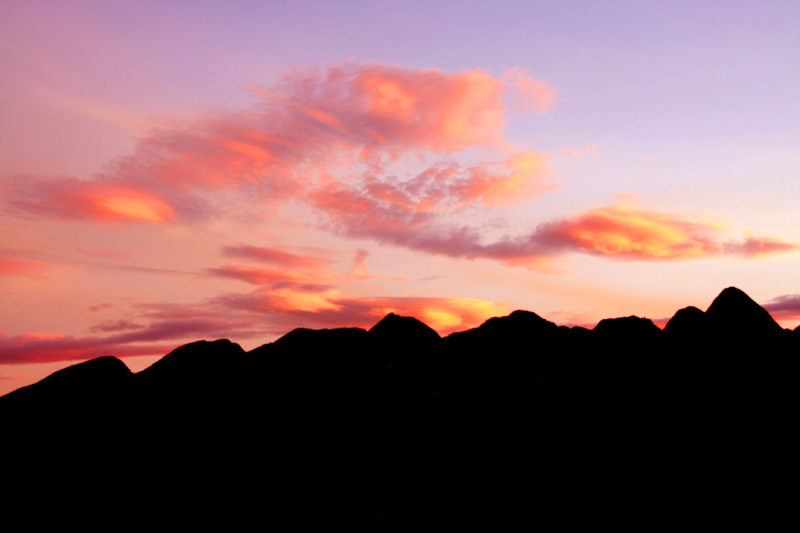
[3,287,797,523]
[3,287,796,411]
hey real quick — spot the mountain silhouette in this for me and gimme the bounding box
[705,286,784,336]
[2,286,797,523]
[2,355,133,415]
[663,305,706,337]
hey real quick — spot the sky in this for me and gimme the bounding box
[1,0,799,395]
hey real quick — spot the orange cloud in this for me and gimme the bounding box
[84,189,176,223]
[216,285,508,337]
[543,204,721,260]
[455,150,558,207]
[373,297,508,335]
[2,177,176,224]
[310,198,798,269]
[534,204,800,261]
[362,79,418,119]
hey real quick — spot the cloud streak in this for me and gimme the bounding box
[313,201,799,269]
[763,294,800,326]
[0,256,50,280]
[221,245,328,270]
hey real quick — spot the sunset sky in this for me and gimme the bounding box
[2,0,799,394]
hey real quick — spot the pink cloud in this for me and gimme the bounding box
[452,151,558,208]
[308,149,557,244]
[208,264,336,290]
[0,256,50,280]
[0,331,174,364]
[274,62,555,152]
[346,249,378,281]
[722,237,799,257]
[311,201,799,268]
[221,245,327,270]
[2,61,793,274]
[0,311,268,364]
[209,244,338,290]
[89,319,144,333]
[74,248,141,260]
[2,61,558,225]
[501,68,558,113]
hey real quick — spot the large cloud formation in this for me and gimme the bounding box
[1,62,557,225]
[1,61,797,365]
[3,61,793,268]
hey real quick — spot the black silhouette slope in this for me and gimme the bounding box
[1,355,133,415]
[369,312,440,343]
[3,287,794,408]
[705,286,783,336]
[2,288,797,524]
[443,310,561,375]
[138,338,245,383]
[265,326,371,373]
[664,305,707,338]
[369,313,440,372]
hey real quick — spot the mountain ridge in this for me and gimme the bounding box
[3,286,795,403]
[2,286,796,524]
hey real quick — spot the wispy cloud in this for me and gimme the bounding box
[222,245,328,270]
[0,255,50,280]
[346,249,378,280]
[526,204,799,261]
[0,331,173,364]
[2,177,176,223]
[763,294,800,327]
[316,202,798,268]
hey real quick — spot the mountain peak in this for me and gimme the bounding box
[369,313,440,343]
[705,287,781,335]
[663,305,706,337]
[138,339,245,380]
[478,310,557,334]
[0,356,132,410]
[593,315,661,336]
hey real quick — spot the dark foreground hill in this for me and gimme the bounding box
[2,287,798,524]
